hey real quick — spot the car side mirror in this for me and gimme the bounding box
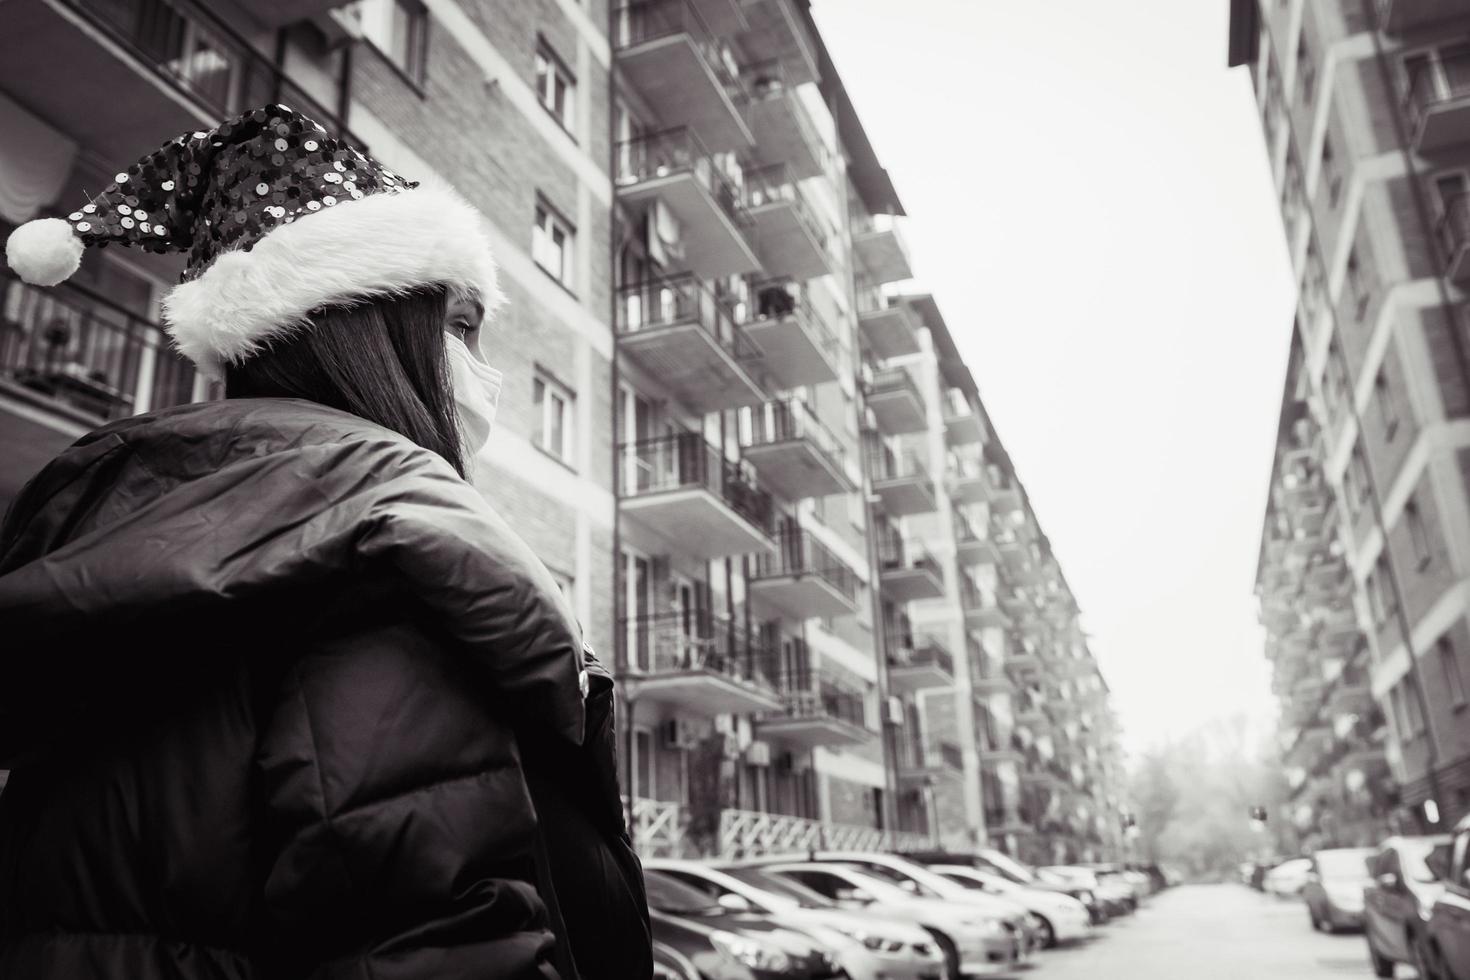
[717,893,752,913]
[1376,872,1402,892]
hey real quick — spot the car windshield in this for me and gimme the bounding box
[644,871,723,916]
[1316,849,1375,882]
[723,867,836,908]
[841,862,944,898]
[979,851,1036,884]
[1399,840,1449,884]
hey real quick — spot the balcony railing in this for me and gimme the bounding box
[620,432,777,535]
[622,611,777,686]
[865,438,929,484]
[743,396,847,470]
[772,683,870,730]
[752,527,859,604]
[748,277,840,359]
[743,164,835,256]
[718,807,932,858]
[617,273,757,359]
[616,128,746,224]
[877,531,942,580]
[613,0,745,101]
[868,364,923,404]
[741,57,827,177]
[890,633,955,677]
[1405,48,1470,131]
[64,0,359,145]
[626,796,688,857]
[1437,192,1470,276]
[1,273,205,422]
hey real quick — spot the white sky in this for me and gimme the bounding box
[812,0,1299,755]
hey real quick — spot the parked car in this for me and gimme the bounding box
[646,859,946,980]
[1302,847,1376,933]
[1263,858,1314,897]
[1039,866,1134,918]
[653,940,702,980]
[1363,835,1452,978]
[908,849,1105,923]
[930,863,1093,947]
[645,871,845,979]
[1422,815,1470,980]
[725,861,1022,980]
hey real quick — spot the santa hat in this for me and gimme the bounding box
[3,104,501,379]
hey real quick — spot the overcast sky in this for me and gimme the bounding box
[813,0,1299,755]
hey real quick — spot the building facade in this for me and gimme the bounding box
[0,0,1125,857]
[1232,0,1470,833]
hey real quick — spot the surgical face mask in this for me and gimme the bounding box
[444,332,502,459]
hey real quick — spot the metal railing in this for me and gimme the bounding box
[751,527,859,605]
[616,273,757,360]
[741,57,827,165]
[625,796,688,857]
[615,128,746,225]
[960,576,1001,614]
[64,0,359,146]
[743,164,835,260]
[620,432,776,535]
[898,634,955,678]
[876,531,942,583]
[867,364,923,406]
[742,397,847,472]
[771,684,871,731]
[1,273,204,422]
[718,807,933,858]
[747,277,840,363]
[864,434,929,484]
[620,611,778,688]
[854,282,903,316]
[612,0,745,103]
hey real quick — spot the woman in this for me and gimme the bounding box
[0,105,649,979]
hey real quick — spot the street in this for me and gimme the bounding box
[1015,884,1399,980]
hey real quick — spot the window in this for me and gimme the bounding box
[1440,638,1466,708]
[1402,680,1426,739]
[532,201,576,289]
[1369,554,1397,625]
[359,0,429,85]
[535,42,576,133]
[534,371,576,465]
[1297,37,1316,104]
[1405,497,1432,569]
[1351,446,1372,509]
[1346,249,1370,320]
[1375,371,1400,440]
[1322,136,1342,207]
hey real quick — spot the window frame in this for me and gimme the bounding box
[1405,497,1432,570]
[534,38,578,136]
[359,0,430,91]
[533,369,577,467]
[1439,637,1466,710]
[532,197,577,292]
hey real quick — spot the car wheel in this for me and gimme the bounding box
[1035,916,1057,949]
[1367,938,1394,979]
[924,929,961,980]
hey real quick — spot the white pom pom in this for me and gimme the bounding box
[5,218,84,287]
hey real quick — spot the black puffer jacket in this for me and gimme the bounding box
[0,398,650,979]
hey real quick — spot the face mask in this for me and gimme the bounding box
[445,332,502,459]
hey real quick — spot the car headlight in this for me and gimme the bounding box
[1078,890,1096,906]
[962,918,1010,938]
[827,923,907,954]
[710,931,791,973]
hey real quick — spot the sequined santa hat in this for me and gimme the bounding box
[3,103,502,379]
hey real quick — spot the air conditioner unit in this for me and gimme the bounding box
[884,696,904,727]
[746,740,772,767]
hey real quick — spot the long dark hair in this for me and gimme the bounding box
[224,286,466,477]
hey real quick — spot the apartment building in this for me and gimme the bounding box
[1257,341,1393,848]
[0,0,1125,859]
[1231,0,1470,831]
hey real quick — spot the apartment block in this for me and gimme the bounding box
[0,0,1125,859]
[1231,0,1470,832]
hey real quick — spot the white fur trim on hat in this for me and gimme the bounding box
[161,182,504,379]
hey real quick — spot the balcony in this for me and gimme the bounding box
[1005,643,1043,675]
[743,60,826,179]
[616,275,765,412]
[954,510,1001,568]
[742,279,841,389]
[759,683,874,748]
[737,0,819,88]
[878,535,946,602]
[888,633,956,692]
[619,433,778,558]
[944,389,985,445]
[972,657,1016,697]
[1376,0,1468,33]
[851,213,914,285]
[615,130,760,279]
[979,741,1024,766]
[717,808,930,859]
[0,0,358,166]
[948,451,990,505]
[613,0,753,151]
[866,437,937,516]
[986,464,1022,513]
[743,165,837,281]
[740,398,854,500]
[1403,50,1470,152]
[898,740,965,786]
[622,612,783,717]
[856,286,922,360]
[962,579,1010,630]
[866,366,928,435]
[627,796,689,858]
[1437,193,1470,282]
[749,528,861,620]
[0,273,210,502]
